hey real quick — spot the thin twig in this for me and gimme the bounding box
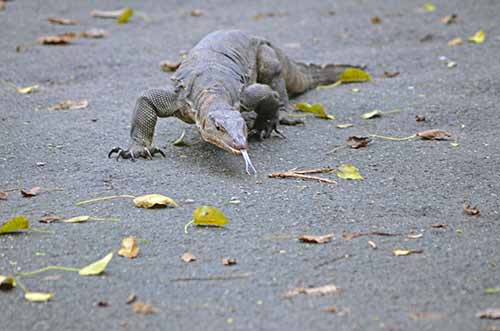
[314,254,351,269]
[75,195,135,206]
[293,167,335,175]
[369,134,417,141]
[269,169,337,184]
[171,272,254,282]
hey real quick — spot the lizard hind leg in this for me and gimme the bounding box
[109,86,180,160]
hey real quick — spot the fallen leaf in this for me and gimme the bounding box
[252,12,288,20]
[117,7,133,23]
[361,110,383,119]
[39,214,62,224]
[447,61,457,68]
[324,305,351,316]
[393,249,423,256]
[118,236,140,258]
[484,288,500,295]
[63,216,91,223]
[48,17,78,25]
[37,32,76,45]
[477,308,500,320]
[181,252,196,263]
[448,37,463,46]
[0,275,16,290]
[410,312,446,320]
[222,258,237,266]
[284,284,340,298]
[97,300,109,307]
[415,115,426,122]
[25,292,53,302]
[298,233,333,244]
[0,215,29,234]
[91,8,125,18]
[416,129,454,140]
[133,194,178,209]
[48,100,89,111]
[193,206,229,227]
[80,29,108,38]
[371,16,382,24]
[0,191,7,200]
[368,240,377,249]
[132,301,155,314]
[337,124,353,129]
[126,294,137,304]
[464,203,480,216]
[79,252,113,276]
[338,68,372,83]
[384,71,400,78]
[346,136,370,149]
[160,60,181,72]
[407,233,423,239]
[17,85,39,94]
[190,9,203,17]
[468,29,486,44]
[20,187,41,197]
[172,130,189,146]
[336,164,363,180]
[420,34,433,42]
[421,3,436,12]
[296,102,335,120]
[441,14,457,24]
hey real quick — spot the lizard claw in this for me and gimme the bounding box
[108,145,165,160]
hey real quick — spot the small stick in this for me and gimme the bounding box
[292,167,335,175]
[269,169,336,184]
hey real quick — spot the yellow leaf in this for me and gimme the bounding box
[361,110,383,119]
[133,194,178,209]
[338,68,371,83]
[25,292,53,302]
[393,249,423,256]
[17,85,39,94]
[0,275,16,290]
[0,215,29,234]
[117,7,133,24]
[468,29,486,44]
[296,102,335,120]
[63,216,91,223]
[336,164,363,181]
[422,3,436,12]
[118,236,140,258]
[79,252,113,276]
[193,206,228,227]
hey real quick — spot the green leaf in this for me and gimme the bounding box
[193,206,228,227]
[0,216,29,234]
[296,103,335,120]
[25,292,53,302]
[484,288,500,294]
[361,110,383,119]
[0,275,16,290]
[336,164,363,180]
[117,7,133,24]
[79,252,113,276]
[421,2,436,12]
[63,216,91,223]
[172,130,189,147]
[133,194,178,208]
[338,68,371,83]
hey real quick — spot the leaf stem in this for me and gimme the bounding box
[369,134,417,141]
[184,219,194,234]
[75,195,135,206]
[16,265,80,277]
[14,278,28,293]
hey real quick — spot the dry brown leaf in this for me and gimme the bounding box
[477,308,500,320]
[464,203,480,216]
[39,214,62,224]
[80,29,108,38]
[0,191,7,200]
[323,305,351,316]
[190,9,203,17]
[384,71,400,78]
[181,252,196,263]
[346,136,370,149]
[441,14,457,25]
[368,240,377,249]
[448,37,463,46]
[48,100,89,111]
[298,233,333,244]
[132,301,155,315]
[284,284,340,298]
[416,129,454,140]
[126,294,137,304]
[415,115,426,122]
[20,187,41,197]
[48,17,78,25]
[160,60,181,72]
[371,16,382,24]
[222,258,237,266]
[118,236,140,258]
[37,32,76,45]
[252,12,288,20]
[431,223,448,228]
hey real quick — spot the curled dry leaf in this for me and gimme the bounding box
[416,129,454,140]
[132,301,155,315]
[160,60,181,72]
[48,17,78,25]
[39,214,62,224]
[0,191,7,200]
[477,308,500,320]
[346,136,370,149]
[0,275,16,290]
[118,236,140,258]
[361,110,383,119]
[20,186,41,197]
[80,29,108,38]
[371,16,382,24]
[0,215,29,234]
[368,240,377,249]
[25,292,54,302]
[126,294,137,304]
[407,233,423,239]
[431,223,448,228]
[222,258,237,266]
[190,9,203,17]
[48,100,89,111]
[181,252,196,263]
[37,32,76,45]
[441,14,457,24]
[415,115,426,122]
[298,233,333,244]
[284,284,340,299]
[133,194,178,209]
[384,71,400,78]
[393,249,423,256]
[448,37,463,46]
[464,203,480,216]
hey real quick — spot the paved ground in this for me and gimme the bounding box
[1,0,499,330]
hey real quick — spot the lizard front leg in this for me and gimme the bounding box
[109,86,180,160]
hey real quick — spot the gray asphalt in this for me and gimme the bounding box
[1,0,500,330]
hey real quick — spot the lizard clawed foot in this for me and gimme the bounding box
[279,116,304,126]
[108,145,165,160]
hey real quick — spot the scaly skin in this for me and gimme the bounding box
[109,30,363,174]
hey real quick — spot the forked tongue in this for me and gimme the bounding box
[241,150,257,175]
